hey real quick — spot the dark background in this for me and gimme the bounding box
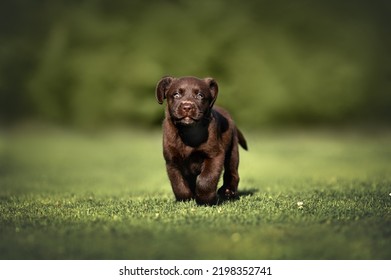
[1,0,390,129]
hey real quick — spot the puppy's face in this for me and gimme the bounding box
[156,76,218,126]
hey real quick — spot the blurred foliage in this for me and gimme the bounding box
[1,0,390,128]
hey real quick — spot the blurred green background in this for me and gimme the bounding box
[1,0,390,129]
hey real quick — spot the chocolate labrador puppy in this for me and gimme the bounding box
[156,76,247,205]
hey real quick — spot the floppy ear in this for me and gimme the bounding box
[204,77,218,107]
[156,76,174,104]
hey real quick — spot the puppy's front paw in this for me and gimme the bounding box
[217,186,238,200]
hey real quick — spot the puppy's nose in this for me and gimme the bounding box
[181,102,194,112]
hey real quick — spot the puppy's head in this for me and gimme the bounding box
[156,76,218,126]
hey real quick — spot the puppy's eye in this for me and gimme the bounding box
[195,92,204,99]
[173,92,181,99]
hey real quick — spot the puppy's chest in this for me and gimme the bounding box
[182,151,206,175]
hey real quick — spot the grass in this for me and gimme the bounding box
[0,126,390,259]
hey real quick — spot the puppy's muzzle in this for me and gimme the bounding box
[179,101,196,116]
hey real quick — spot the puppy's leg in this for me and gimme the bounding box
[218,137,240,199]
[166,163,194,201]
[195,154,224,205]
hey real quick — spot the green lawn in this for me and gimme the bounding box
[0,127,390,259]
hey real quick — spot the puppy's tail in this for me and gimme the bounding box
[236,128,248,151]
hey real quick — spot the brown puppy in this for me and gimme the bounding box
[156,76,247,205]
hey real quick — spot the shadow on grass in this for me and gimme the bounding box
[238,188,258,197]
[217,188,258,205]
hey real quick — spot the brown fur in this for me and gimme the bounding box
[156,76,247,205]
